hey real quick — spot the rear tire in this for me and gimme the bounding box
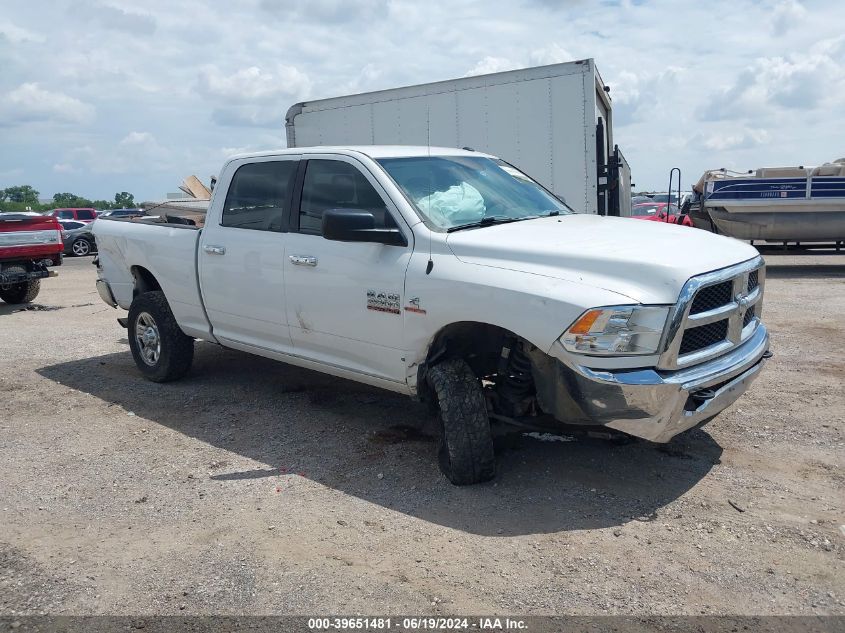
[427,358,496,485]
[128,291,194,382]
[0,265,40,304]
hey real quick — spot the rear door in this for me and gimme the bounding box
[283,154,412,383]
[198,155,299,352]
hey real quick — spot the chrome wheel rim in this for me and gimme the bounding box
[135,312,161,366]
[72,240,90,256]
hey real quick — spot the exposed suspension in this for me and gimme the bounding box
[496,338,535,417]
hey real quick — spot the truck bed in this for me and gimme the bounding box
[93,218,213,339]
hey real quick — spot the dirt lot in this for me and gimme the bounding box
[1,253,843,617]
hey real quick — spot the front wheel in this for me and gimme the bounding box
[128,291,194,382]
[427,358,496,485]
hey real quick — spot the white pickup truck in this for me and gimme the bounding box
[94,146,770,485]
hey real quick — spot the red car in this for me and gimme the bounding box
[631,202,693,227]
[0,212,63,304]
[47,207,98,223]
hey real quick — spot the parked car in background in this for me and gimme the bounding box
[59,220,97,256]
[98,208,145,219]
[631,195,653,206]
[650,193,679,204]
[47,208,98,223]
[1,212,63,303]
[631,202,693,226]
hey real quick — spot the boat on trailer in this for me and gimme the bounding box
[690,159,845,241]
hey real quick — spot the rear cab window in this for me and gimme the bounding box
[222,161,298,231]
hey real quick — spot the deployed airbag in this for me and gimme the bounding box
[416,182,485,228]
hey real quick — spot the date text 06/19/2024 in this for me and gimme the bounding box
[307,617,528,630]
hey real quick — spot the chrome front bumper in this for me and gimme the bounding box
[530,324,770,443]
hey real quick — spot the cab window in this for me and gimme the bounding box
[222,160,297,231]
[77,209,96,220]
[299,160,392,235]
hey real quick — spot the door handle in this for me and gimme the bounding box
[289,255,318,267]
[203,245,226,255]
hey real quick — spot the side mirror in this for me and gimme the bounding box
[322,209,407,246]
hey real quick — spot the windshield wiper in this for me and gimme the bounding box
[447,215,533,232]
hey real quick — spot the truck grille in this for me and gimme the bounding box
[747,270,759,292]
[742,305,756,328]
[689,281,732,315]
[679,320,729,355]
[659,258,765,369]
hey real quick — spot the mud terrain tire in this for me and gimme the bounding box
[428,358,496,485]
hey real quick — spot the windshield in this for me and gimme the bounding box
[377,155,570,230]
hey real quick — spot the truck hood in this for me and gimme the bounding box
[446,214,760,304]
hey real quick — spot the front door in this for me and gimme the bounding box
[198,155,299,352]
[283,155,412,383]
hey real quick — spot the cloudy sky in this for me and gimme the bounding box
[1,0,843,202]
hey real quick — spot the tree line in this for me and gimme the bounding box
[0,185,135,212]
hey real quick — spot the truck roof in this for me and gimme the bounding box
[227,145,495,162]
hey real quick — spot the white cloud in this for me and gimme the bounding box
[106,131,169,172]
[463,44,574,78]
[690,128,770,152]
[463,56,520,77]
[770,0,807,35]
[52,132,172,176]
[196,64,312,128]
[528,43,574,66]
[698,37,844,122]
[340,63,384,95]
[0,83,95,126]
[0,20,44,43]
[69,2,156,35]
[260,0,389,23]
[612,66,685,125]
[2,0,845,199]
[120,131,156,146]
[197,64,311,102]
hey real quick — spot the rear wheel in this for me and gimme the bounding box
[0,265,40,304]
[427,358,496,485]
[71,238,92,256]
[128,291,194,382]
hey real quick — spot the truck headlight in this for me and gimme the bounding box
[560,306,670,355]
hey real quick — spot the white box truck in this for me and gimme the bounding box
[285,59,631,217]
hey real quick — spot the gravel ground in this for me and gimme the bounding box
[0,253,843,617]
